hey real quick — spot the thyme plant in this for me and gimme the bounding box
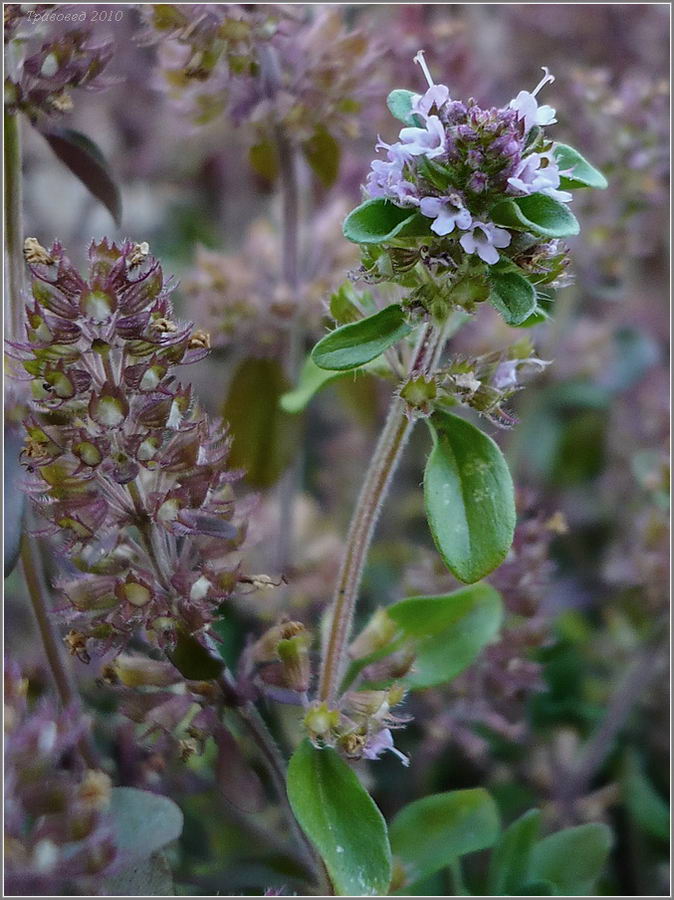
[5,8,619,895]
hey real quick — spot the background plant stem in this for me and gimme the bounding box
[274,129,303,575]
[318,318,453,704]
[4,108,24,341]
[20,525,100,769]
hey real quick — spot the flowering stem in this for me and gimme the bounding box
[318,319,451,704]
[19,526,99,769]
[4,108,24,342]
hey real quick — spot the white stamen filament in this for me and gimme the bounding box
[414,50,434,88]
[532,66,555,97]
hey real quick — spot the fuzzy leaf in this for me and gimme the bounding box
[4,426,26,577]
[529,823,613,895]
[215,726,267,813]
[488,269,537,325]
[386,89,420,126]
[107,787,183,869]
[287,740,391,896]
[40,128,121,225]
[390,789,501,882]
[303,126,341,188]
[311,304,412,371]
[423,410,516,583]
[555,143,608,190]
[486,809,542,895]
[388,584,503,689]
[222,358,299,488]
[343,198,422,244]
[490,193,579,238]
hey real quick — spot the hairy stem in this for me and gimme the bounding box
[4,109,24,342]
[318,320,449,704]
[20,527,99,769]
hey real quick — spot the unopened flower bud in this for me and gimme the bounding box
[349,608,397,659]
[253,621,307,663]
[304,702,340,742]
[277,634,311,692]
[188,329,211,350]
[112,655,180,688]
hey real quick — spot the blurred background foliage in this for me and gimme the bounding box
[6,3,669,896]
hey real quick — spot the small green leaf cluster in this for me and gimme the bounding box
[286,740,613,896]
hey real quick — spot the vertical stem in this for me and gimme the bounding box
[4,108,24,342]
[236,700,328,888]
[274,129,302,573]
[318,396,413,703]
[19,527,99,769]
[318,321,447,704]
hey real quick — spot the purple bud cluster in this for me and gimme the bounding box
[12,239,245,658]
[4,5,114,119]
[4,660,116,896]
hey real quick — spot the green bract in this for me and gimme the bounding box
[388,584,503,689]
[423,410,516,583]
[311,303,412,371]
[386,89,421,127]
[554,143,608,190]
[342,198,428,244]
[490,193,580,238]
[488,269,537,325]
[287,740,392,896]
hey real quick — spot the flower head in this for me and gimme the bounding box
[12,239,246,658]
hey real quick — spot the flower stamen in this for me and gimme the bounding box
[413,49,434,89]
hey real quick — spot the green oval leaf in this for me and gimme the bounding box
[388,584,503,689]
[311,304,412,371]
[287,740,391,896]
[222,358,299,487]
[529,823,613,896]
[390,788,501,883]
[490,193,580,238]
[107,787,183,869]
[555,143,608,190]
[280,354,385,413]
[487,809,542,895]
[488,270,537,325]
[424,410,516,583]
[343,199,420,244]
[40,127,122,226]
[386,89,421,126]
